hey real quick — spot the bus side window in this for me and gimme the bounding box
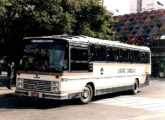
[120,48,130,63]
[90,45,96,61]
[107,47,119,62]
[140,52,150,64]
[90,45,106,62]
[145,52,150,64]
[131,50,140,63]
[71,48,88,71]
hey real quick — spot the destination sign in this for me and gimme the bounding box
[31,40,54,43]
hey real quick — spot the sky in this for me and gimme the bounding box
[155,0,165,9]
[104,0,131,15]
[104,0,165,16]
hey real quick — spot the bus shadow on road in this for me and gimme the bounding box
[0,90,142,109]
[0,96,71,109]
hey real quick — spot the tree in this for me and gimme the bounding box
[0,0,114,60]
[60,0,114,39]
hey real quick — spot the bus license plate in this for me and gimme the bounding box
[31,92,39,97]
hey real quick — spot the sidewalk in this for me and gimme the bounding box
[0,86,16,98]
[0,71,16,98]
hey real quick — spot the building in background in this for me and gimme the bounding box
[137,0,142,13]
[131,0,156,13]
[130,0,165,13]
[111,9,165,77]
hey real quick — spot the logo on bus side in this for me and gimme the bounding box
[100,68,104,75]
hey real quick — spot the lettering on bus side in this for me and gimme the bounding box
[118,68,136,73]
[118,68,126,73]
[127,68,136,73]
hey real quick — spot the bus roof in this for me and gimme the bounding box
[24,35,150,52]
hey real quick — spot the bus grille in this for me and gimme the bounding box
[23,79,52,92]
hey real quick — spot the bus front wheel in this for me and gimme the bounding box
[80,84,93,104]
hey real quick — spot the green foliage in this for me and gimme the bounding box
[0,0,114,58]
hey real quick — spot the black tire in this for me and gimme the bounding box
[131,80,139,94]
[80,84,93,104]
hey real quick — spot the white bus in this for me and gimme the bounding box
[16,35,151,104]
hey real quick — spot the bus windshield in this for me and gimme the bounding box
[19,40,69,73]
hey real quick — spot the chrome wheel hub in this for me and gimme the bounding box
[83,90,89,98]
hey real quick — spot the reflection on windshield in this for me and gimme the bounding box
[19,42,68,72]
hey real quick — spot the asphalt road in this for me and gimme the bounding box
[1,78,165,120]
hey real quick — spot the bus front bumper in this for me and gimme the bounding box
[15,90,68,100]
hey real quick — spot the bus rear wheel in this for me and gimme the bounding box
[131,80,139,94]
[80,84,93,104]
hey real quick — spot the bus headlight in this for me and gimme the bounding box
[17,78,24,89]
[51,81,59,92]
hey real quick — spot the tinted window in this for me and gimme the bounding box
[71,48,88,61]
[131,50,140,63]
[71,48,88,71]
[140,52,150,63]
[107,47,119,62]
[90,45,106,61]
[120,48,130,62]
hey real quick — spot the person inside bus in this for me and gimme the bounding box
[6,62,15,89]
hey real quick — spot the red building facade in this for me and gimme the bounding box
[111,9,165,47]
[111,9,165,77]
